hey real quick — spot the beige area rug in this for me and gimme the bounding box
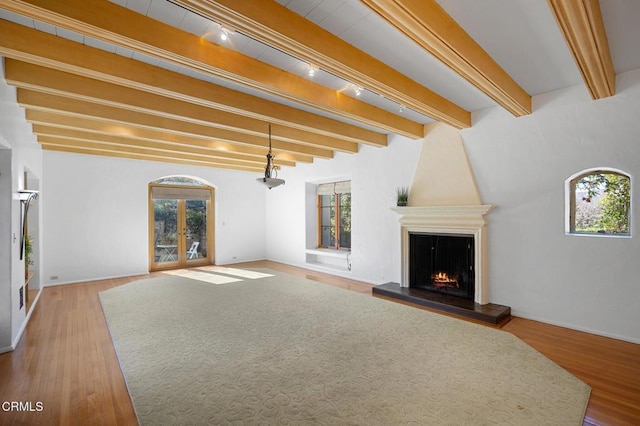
[99,268,590,425]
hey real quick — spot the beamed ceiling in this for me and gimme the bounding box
[0,0,638,174]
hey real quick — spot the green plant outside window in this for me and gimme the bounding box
[573,172,630,235]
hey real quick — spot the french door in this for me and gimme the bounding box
[149,184,213,271]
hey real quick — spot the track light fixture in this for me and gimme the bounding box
[220,26,233,41]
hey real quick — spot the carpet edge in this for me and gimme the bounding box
[98,291,141,426]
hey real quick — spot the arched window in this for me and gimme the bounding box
[566,168,631,237]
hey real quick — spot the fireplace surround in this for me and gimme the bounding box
[392,205,493,305]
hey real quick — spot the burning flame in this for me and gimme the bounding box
[431,272,459,288]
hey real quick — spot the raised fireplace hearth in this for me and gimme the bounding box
[372,282,511,325]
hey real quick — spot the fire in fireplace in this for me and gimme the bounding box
[409,233,474,299]
[432,271,459,289]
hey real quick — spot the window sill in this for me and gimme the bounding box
[566,232,631,239]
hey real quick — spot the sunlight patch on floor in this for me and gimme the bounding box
[195,266,274,280]
[163,269,241,284]
[162,266,274,284]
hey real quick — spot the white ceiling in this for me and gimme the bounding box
[2,0,639,120]
[1,0,638,169]
[132,0,640,114]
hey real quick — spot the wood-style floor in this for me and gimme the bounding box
[1,261,638,426]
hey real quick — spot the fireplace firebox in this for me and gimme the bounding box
[409,233,474,300]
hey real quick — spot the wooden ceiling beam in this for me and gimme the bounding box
[360,0,532,116]
[30,122,312,164]
[0,19,385,146]
[17,90,335,159]
[173,0,471,129]
[0,0,425,137]
[37,135,276,169]
[5,60,358,153]
[547,0,615,99]
[32,127,296,167]
[41,143,264,173]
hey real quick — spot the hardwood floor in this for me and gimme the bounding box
[1,261,638,425]
[502,317,640,426]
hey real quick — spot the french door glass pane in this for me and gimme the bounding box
[186,199,207,261]
[154,199,178,264]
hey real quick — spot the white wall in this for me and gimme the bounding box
[42,151,267,285]
[3,64,639,345]
[0,58,43,352]
[265,136,423,284]
[266,70,640,343]
[461,69,640,343]
[0,150,13,352]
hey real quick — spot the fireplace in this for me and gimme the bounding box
[373,205,510,324]
[393,205,493,305]
[372,124,510,323]
[409,233,474,300]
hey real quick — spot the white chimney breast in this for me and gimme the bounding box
[409,123,482,206]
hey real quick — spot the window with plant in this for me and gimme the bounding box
[569,169,631,236]
[317,181,351,250]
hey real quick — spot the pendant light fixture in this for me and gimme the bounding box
[257,124,285,189]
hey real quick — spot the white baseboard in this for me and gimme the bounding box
[271,259,640,344]
[266,257,379,286]
[510,311,640,345]
[44,271,150,287]
[11,317,29,351]
[8,288,45,353]
[217,257,267,266]
[37,263,639,345]
[0,344,15,354]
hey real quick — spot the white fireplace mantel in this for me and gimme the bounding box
[392,205,494,220]
[392,205,494,305]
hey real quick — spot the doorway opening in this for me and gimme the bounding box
[149,176,214,271]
